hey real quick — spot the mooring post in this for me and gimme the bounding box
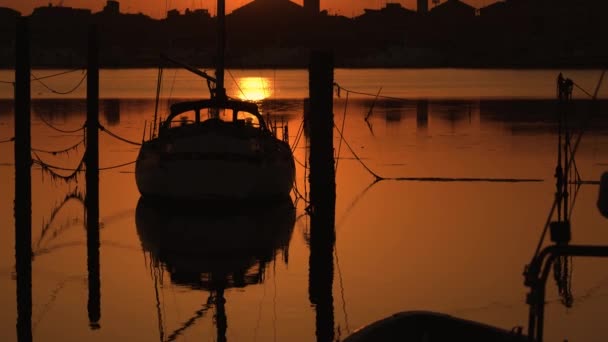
[308,50,336,342]
[14,16,32,342]
[85,24,101,329]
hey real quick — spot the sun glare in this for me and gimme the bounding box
[236,77,272,101]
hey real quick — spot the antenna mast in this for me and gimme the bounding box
[215,0,226,99]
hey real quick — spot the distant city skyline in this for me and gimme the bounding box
[0,0,495,18]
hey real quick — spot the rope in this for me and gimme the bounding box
[0,137,14,144]
[0,80,13,84]
[291,116,305,153]
[36,113,85,134]
[31,71,87,95]
[32,68,84,81]
[572,81,594,99]
[99,160,136,171]
[36,188,85,252]
[334,82,409,102]
[32,138,84,155]
[227,69,248,100]
[335,91,349,172]
[333,121,383,180]
[32,151,85,182]
[364,87,383,121]
[99,124,142,146]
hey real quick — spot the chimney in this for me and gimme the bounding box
[418,0,428,13]
[304,0,320,14]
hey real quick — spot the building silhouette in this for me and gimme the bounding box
[1,0,607,68]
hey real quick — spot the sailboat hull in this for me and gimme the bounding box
[135,134,295,201]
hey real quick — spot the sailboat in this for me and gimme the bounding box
[135,0,295,201]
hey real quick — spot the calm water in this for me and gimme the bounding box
[1,69,608,341]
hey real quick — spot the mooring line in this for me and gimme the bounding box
[32,138,84,155]
[36,113,85,134]
[32,71,87,95]
[386,176,544,183]
[334,82,409,102]
[98,124,142,146]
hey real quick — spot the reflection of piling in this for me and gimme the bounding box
[103,99,120,126]
[14,17,32,342]
[215,289,227,342]
[416,99,428,130]
[308,50,336,342]
[85,25,101,329]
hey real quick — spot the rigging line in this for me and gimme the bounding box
[294,155,307,168]
[290,115,305,152]
[566,70,606,168]
[292,182,310,204]
[32,152,85,182]
[253,276,268,342]
[153,66,163,139]
[32,275,85,331]
[333,244,352,335]
[227,68,248,100]
[99,160,137,171]
[0,137,14,143]
[36,112,85,134]
[0,79,14,84]
[31,70,87,95]
[385,176,544,183]
[336,179,380,229]
[36,189,85,250]
[31,68,84,81]
[99,124,143,146]
[335,91,349,172]
[334,82,408,102]
[571,81,594,99]
[32,138,84,155]
[273,260,278,342]
[334,122,383,180]
[165,303,213,342]
[568,182,583,219]
[153,261,165,342]
[364,87,383,121]
[32,153,85,172]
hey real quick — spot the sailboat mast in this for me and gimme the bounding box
[216,0,226,99]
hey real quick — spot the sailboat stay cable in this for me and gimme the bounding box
[226,68,248,100]
[335,91,349,172]
[153,65,163,139]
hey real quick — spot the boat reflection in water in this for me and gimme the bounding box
[135,197,296,341]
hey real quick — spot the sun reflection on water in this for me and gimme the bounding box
[236,76,272,101]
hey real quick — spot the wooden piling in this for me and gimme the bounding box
[85,25,101,329]
[308,50,335,213]
[14,16,32,342]
[308,50,336,342]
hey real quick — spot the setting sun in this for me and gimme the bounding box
[236,76,272,101]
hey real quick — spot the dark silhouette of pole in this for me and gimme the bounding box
[215,0,226,99]
[308,50,336,342]
[215,289,227,342]
[14,16,33,342]
[86,25,101,330]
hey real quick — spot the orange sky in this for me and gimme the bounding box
[1,0,495,18]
